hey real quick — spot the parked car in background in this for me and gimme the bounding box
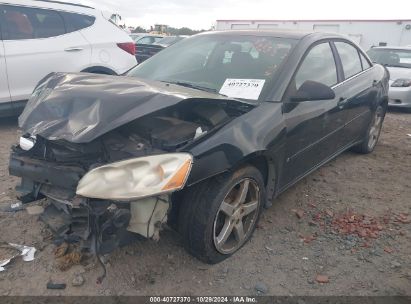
[135,35,187,63]
[130,33,163,44]
[153,35,187,48]
[10,31,388,265]
[0,0,137,117]
[367,46,411,110]
[134,35,164,63]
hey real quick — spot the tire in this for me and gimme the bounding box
[352,105,386,154]
[178,166,266,264]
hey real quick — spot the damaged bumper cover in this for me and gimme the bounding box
[9,149,192,254]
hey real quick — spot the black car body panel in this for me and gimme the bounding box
[9,30,389,257]
[19,72,250,143]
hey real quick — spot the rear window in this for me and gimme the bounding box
[1,5,65,39]
[359,52,372,70]
[334,42,363,79]
[61,12,95,33]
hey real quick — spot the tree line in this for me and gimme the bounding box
[131,26,207,35]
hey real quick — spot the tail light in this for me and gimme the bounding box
[117,42,136,56]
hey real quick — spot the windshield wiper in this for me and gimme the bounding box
[164,81,222,95]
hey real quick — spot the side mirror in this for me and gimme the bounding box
[290,80,335,102]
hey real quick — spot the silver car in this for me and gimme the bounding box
[367,46,411,109]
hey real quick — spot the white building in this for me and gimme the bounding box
[215,20,411,50]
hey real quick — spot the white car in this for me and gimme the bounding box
[367,46,411,110]
[0,0,137,117]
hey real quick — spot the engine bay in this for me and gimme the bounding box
[18,99,252,169]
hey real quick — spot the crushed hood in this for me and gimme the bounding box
[19,73,240,143]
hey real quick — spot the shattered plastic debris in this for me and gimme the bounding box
[194,126,207,139]
[0,201,25,212]
[46,281,67,290]
[0,243,36,272]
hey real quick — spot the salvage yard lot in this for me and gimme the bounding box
[0,112,410,296]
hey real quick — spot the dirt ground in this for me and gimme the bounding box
[0,111,410,296]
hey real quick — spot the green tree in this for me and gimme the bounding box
[132,26,147,33]
[166,27,206,36]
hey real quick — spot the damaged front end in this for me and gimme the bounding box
[10,140,191,255]
[9,72,252,256]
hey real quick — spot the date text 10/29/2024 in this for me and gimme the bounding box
[149,296,257,303]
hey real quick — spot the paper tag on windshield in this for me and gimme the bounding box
[219,79,265,100]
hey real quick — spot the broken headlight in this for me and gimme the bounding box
[76,153,193,200]
[19,135,37,151]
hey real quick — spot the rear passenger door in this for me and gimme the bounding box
[332,41,376,143]
[0,4,92,102]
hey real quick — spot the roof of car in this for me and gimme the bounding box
[371,46,411,51]
[32,0,94,9]
[4,0,96,14]
[202,29,343,40]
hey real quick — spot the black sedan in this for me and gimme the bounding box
[10,30,389,264]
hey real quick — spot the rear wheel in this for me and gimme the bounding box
[178,166,265,264]
[352,105,385,154]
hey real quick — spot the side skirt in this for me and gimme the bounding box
[275,139,363,198]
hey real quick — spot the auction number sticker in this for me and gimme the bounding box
[219,79,265,100]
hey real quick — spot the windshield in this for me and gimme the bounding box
[367,48,411,68]
[128,34,297,101]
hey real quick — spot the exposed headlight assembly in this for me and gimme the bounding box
[76,153,193,200]
[19,135,37,151]
[391,79,411,87]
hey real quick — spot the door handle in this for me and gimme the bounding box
[337,97,348,109]
[372,80,378,87]
[64,47,84,52]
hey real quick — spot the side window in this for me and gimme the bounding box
[295,42,337,89]
[359,52,372,70]
[2,5,65,40]
[335,42,363,78]
[61,12,95,33]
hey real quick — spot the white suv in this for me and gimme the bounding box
[0,0,137,117]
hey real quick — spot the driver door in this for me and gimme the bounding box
[280,41,346,188]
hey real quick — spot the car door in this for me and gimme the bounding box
[0,4,91,102]
[280,41,347,188]
[0,30,11,106]
[332,41,376,143]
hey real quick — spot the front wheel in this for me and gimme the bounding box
[178,166,266,264]
[352,105,386,154]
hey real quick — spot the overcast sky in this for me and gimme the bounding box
[77,0,411,30]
